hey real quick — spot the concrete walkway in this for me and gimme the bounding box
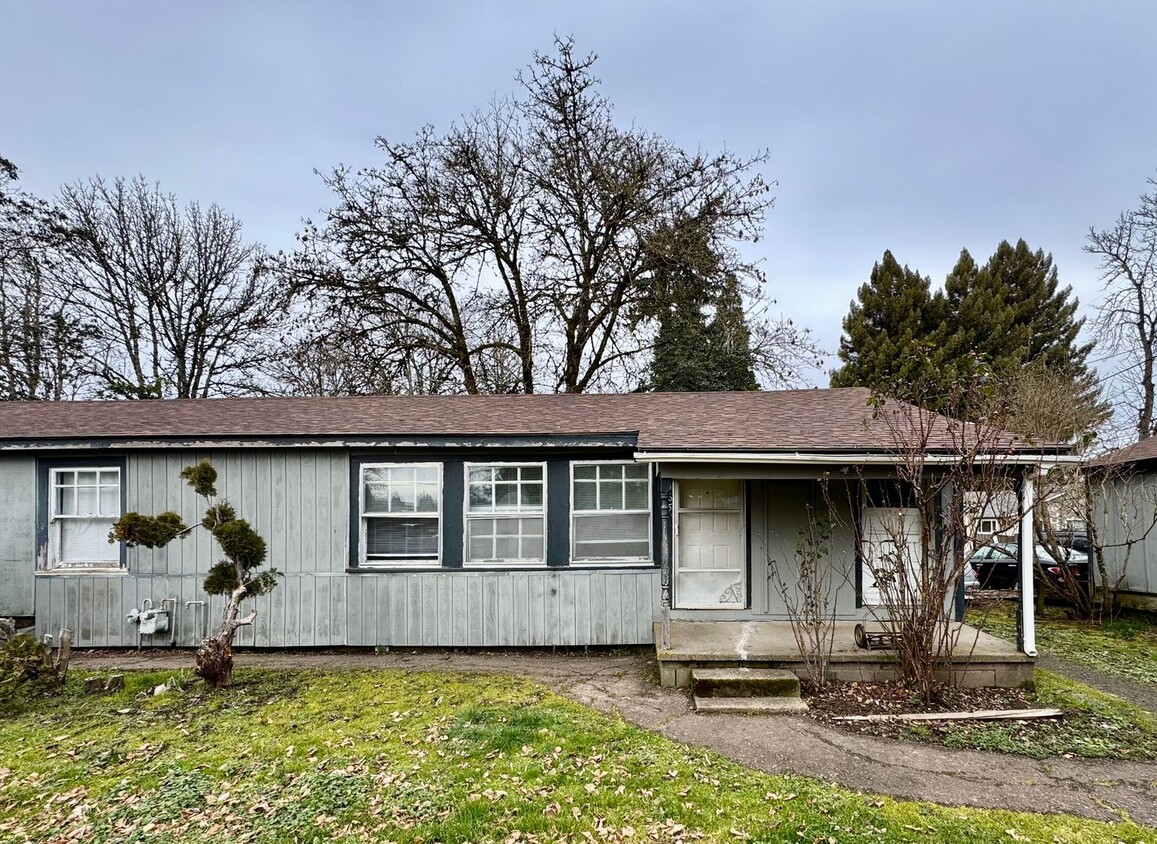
[72,649,1157,827]
[1038,653,1157,715]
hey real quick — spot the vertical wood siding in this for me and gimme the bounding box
[0,456,36,615]
[34,447,660,646]
[35,569,660,647]
[1097,474,1157,596]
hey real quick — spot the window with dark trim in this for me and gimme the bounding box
[360,463,442,567]
[571,461,651,564]
[465,463,545,565]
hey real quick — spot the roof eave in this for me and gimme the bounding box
[633,450,1081,466]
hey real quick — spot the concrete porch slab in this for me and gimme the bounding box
[655,620,1034,689]
[654,620,1030,664]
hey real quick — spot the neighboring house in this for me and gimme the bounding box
[0,388,1061,659]
[1090,436,1157,610]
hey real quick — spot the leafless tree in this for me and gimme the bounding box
[764,505,841,689]
[272,302,459,396]
[283,38,811,395]
[843,383,1020,702]
[58,176,281,399]
[1086,176,1157,440]
[0,156,93,400]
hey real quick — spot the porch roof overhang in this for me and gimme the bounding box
[633,450,1081,467]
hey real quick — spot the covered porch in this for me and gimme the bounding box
[641,452,1052,687]
[654,619,1034,689]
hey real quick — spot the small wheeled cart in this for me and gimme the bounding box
[853,622,900,650]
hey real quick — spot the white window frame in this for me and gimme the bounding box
[48,466,123,570]
[463,461,547,568]
[977,518,998,537]
[570,460,653,567]
[359,462,443,568]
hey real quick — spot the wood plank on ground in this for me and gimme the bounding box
[833,708,1063,723]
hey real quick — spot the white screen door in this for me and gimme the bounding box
[675,479,745,609]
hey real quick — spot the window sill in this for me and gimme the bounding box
[36,567,128,576]
[570,560,655,568]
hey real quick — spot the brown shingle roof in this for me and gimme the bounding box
[1091,435,1157,468]
[0,388,1056,453]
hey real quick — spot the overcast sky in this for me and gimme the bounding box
[4,1,1155,386]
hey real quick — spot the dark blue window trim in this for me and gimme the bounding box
[36,455,128,570]
[347,449,660,572]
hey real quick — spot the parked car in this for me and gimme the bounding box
[967,542,1088,590]
[962,561,979,590]
[1054,529,1092,555]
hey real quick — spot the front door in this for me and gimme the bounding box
[860,507,922,606]
[674,479,746,609]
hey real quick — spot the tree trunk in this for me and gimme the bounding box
[54,628,72,680]
[194,585,254,689]
[195,635,234,690]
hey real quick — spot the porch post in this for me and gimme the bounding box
[1017,468,1037,657]
[658,478,673,650]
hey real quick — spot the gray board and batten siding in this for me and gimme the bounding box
[1096,471,1157,605]
[29,447,662,648]
[0,455,36,617]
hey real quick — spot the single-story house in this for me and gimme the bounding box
[1090,435,1157,611]
[0,388,1063,683]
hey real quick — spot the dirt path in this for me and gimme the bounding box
[1038,653,1157,714]
[73,649,1157,828]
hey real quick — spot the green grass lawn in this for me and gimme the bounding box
[907,669,1157,759]
[970,602,1157,685]
[1,669,1154,843]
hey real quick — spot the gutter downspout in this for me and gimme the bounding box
[1018,469,1037,657]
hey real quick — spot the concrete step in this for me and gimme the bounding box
[693,695,809,715]
[691,667,801,699]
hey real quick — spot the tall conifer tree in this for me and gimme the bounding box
[705,274,759,391]
[830,250,947,398]
[832,240,1106,433]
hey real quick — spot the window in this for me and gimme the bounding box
[978,518,997,537]
[49,467,122,568]
[465,464,545,565]
[360,464,441,567]
[572,462,651,564]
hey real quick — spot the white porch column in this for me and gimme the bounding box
[1018,468,1037,657]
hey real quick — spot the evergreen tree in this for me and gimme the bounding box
[651,295,715,391]
[832,240,1106,432]
[982,239,1091,375]
[830,250,947,399]
[942,247,1025,378]
[706,274,758,390]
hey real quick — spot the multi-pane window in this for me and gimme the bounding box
[50,468,122,568]
[571,462,651,563]
[361,464,441,566]
[466,464,545,564]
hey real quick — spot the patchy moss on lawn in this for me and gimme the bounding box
[922,670,1157,759]
[970,602,1157,685]
[0,668,1152,843]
